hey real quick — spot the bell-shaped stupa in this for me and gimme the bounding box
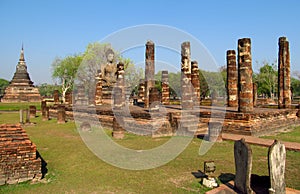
[2,45,41,102]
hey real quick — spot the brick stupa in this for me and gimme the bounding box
[2,45,41,102]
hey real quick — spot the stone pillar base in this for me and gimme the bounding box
[112,131,125,139]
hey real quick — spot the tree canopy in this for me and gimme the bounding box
[254,60,277,98]
[0,78,9,98]
[52,54,83,102]
[38,83,61,97]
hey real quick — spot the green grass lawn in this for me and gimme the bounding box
[0,102,41,111]
[0,111,299,193]
[262,126,300,143]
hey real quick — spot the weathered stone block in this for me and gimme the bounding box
[234,138,253,194]
[0,124,42,185]
[268,140,286,194]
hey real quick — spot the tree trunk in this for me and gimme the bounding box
[62,88,68,103]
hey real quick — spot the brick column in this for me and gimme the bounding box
[44,107,49,121]
[25,109,30,123]
[76,86,88,105]
[57,105,66,124]
[112,112,125,139]
[19,109,24,124]
[144,41,155,108]
[161,70,170,105]
[114,62,125,110]
[65,91,72,105]
[29,105,36,118]
[253,83,257,107]
[238,38,253,112]
[95,70,103,105]
[41,101,47,121]
[138,79,145,103]
[53,90,59,104]
[88,87,95,106]
[227,50,238,107]
[149,87,161,110]
[181,41,193,110]
[191,61,200,105]
[278,37,291,109]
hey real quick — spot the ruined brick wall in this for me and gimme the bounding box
[0,124,42,185]
[221,109,300,136]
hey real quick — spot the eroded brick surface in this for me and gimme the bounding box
[227,50,238,107]
[144,41,155,108]
[238,38,253,112]
[0,124,42,185]
[278,37,291,109]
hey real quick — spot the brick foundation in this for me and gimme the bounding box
[0,124,42,185]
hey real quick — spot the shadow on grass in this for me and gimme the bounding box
[36,151,48,179]
[217,173,270,194]
[218,173,235,184]
[250,174,270,194]
[191,170,207,179]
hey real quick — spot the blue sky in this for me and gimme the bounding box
[0,0,299,84]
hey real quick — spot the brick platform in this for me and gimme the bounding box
[49,104,300,138]
[0,124,42,185]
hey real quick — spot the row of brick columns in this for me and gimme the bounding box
[41,101,65,124]
[93,40,202,109]
[226,37,291,112]
[226,38,254,112]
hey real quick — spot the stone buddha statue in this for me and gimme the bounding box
[101,49,117,87]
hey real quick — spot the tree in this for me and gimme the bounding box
[199,70,209,99]
[254,61,277,98]
[38,83,61,97]
[200,70,226,98]
[121,58,144,95]
[52,54,82,102]
[168,72,181,98]
[52,42,143,102]
[77,43,118,87]
[291,77,300,97]
[0,78,9,98]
